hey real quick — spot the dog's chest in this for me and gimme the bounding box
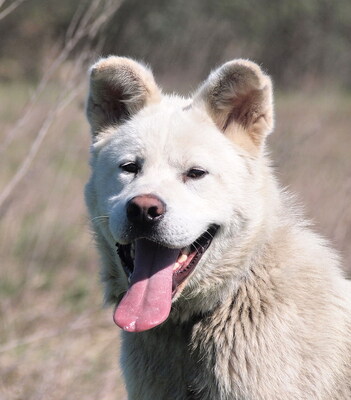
[121,318,239,400]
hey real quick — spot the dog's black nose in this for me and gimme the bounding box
[126,194,166,224]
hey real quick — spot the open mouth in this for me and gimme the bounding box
[113,224,219,333]
[116,224,219,294]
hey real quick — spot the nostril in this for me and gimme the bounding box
[147,205,162,220]
[127,201,142,222]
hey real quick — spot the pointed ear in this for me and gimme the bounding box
[86,56,161,139]
[194,59,274,153]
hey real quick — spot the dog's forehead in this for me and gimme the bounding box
[100,96,237,171]
[123,99,227,154]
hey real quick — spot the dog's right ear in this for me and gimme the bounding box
[193,59,274,154]
[86,56,161,139]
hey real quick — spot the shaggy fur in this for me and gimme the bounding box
[85,56,351,399]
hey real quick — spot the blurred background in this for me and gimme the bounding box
[0,0,350,398]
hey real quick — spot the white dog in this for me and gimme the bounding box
[85,56,351,399]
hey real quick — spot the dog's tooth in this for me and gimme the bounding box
[178,254,188,264]
[173,262,180,271]
[183,247,191,255]
[130,242,135,258]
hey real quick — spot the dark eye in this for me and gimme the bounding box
[186,168,208,180]
[120,162,140,174]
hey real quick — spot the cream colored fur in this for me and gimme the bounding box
[85,56,351,399]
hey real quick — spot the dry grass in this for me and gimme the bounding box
[0,81,126,399]
[271,92,351,273]
[0,77,350,399]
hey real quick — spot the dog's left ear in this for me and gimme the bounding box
[194,59,273,153]
[86,56,161,139]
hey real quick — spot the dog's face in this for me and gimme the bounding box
[92,102,249,247]
[85,57,274,332]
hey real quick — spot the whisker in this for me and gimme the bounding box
[192,225,218,252]
[192,239,206,252]
[90,215,109,226]
[91,215,109,221]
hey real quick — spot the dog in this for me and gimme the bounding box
[84,56,351,399]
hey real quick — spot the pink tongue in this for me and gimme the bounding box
[113,239,179,332]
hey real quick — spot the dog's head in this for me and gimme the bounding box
[85,56,274,332]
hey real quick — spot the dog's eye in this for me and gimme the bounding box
[120,162,140,174]
[186,168,208,180]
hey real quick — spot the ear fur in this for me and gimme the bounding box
[194,59,274,153]
[86,56,161,139]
